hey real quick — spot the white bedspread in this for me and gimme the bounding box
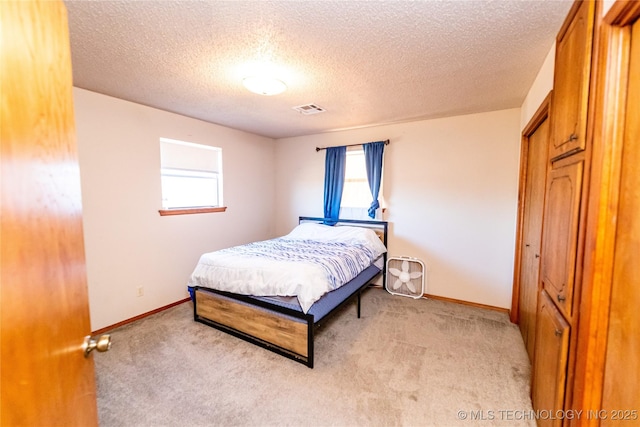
[187,223,387,313]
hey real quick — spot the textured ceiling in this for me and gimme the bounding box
[65,0,573,139]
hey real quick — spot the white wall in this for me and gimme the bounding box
[75,38,556,325]
[602,0,615,17]
[520,43,556,130]
[74,88,276,331]
[275,109,521,309]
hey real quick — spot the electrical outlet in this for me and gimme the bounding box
[137,286,144,297]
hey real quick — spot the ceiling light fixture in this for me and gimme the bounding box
[242,76,287,96]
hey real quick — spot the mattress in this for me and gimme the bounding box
[187,222,387,312]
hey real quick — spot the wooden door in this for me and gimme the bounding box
[600,16,640,425]
[551,0,595,160]
[540,157,584,319]
[0,2,99,426]
[567,3,640,424]
[532,290,570,427]
[517,103,550,361]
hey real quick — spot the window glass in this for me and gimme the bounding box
[341,150,370,208]
[160,138,222,209]
[340,149,383,220]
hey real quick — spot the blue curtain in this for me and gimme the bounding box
[363,141,385,218]
[323,146,347,224]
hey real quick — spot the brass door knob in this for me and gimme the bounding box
[83,334,112,357]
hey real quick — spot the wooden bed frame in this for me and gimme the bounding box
[191,216,388,368]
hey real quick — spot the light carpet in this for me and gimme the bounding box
[96,287,534,426]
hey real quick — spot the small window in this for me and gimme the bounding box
[341,150,370,208]
[340,149,383,220]
[159,138,223,210]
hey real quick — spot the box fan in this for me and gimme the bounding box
[386,256,425,299]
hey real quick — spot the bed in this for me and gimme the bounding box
[188,216,388,368]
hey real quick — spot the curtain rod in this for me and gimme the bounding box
[315,139,390,152]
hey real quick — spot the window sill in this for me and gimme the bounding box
[158,206,227,216]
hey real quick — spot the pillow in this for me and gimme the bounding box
[285,223,336,240]
[285,222,387,257]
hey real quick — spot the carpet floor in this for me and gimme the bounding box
[96,287,534,426]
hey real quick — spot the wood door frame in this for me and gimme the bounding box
[510,91,552,324]
[570,1,640,424]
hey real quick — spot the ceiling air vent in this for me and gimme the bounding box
[293,104,326,115]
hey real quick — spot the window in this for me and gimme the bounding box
[340,149,383,219]
[159,138,224,215]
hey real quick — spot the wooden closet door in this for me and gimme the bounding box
[532,290,570,427]
[551,0,595,159]
[518,114,550,361]
[540,157,584,319]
